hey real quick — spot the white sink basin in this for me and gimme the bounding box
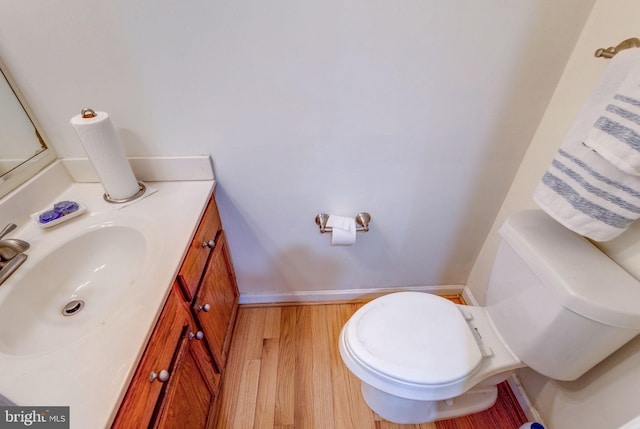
[0,225,146,356]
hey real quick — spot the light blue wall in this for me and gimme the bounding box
[0,0,592,298]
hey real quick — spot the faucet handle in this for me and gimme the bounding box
[0,239,30,261]
[0,224,16,240]
[0,253,27,286]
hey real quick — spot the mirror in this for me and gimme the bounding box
[0,57,55,199]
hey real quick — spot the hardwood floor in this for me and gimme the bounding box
[214,298,528,429]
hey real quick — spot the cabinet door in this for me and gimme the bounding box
[112,284,189,428]
[154,329,219,429]
[193,231,239,369]
[178,195,222,301]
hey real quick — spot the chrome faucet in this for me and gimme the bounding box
[0,223,30,286]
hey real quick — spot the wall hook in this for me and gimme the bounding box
[594,37,640,59]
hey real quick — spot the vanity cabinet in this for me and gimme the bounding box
[177,193,239,369]
[112,192,239,428]
[191,233,238,368]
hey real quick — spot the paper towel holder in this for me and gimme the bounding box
[315,212,371,233]
[103,182,147,204]
[81,108,97,118]
[76,107,146,204]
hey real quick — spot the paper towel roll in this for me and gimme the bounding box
[70,111,140,201]
[327,215,356,246]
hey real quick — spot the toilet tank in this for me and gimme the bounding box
[486,210,640,381]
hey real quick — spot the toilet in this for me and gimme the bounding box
[339,210,640,424]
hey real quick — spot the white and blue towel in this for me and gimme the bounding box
[585,68,640,175]
[534,49,640,242]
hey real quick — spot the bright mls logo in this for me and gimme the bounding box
[0,407,69,428]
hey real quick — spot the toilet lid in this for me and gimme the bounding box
[344,292,483,385]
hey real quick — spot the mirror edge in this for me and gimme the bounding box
[0,149,57,199]
[0,56,57,199]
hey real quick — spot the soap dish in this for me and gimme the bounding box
[31,201,86,229]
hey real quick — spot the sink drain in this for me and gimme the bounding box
[61,299,85,316]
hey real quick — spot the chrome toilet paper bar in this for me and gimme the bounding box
[315,212,371,233]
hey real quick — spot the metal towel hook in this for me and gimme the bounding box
[594,37,640,59]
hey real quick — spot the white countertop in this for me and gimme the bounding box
[0,179,214,428]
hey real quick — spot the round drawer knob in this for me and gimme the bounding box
[197,303,211,312]
[149,369,170,383]
[189,330,204,340]
[201,239,215,248]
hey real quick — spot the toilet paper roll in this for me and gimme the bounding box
[70,111,140,200]
[327,215,356,246]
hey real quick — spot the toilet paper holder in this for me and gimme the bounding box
[315,212,371,233]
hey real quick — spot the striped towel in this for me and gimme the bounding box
[534,49,640,242]
[534,144,640,241]
[584,70,640,175]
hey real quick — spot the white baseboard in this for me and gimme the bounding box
[508,373,546,427]
[62,156,214,182]
[238,284,466,305]
[461,286,481,305]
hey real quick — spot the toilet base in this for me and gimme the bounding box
[361,382,498,424]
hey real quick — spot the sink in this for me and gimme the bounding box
[0,225,146,356]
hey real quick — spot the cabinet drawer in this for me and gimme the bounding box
[177,194,222,300]
[112,283,189,428]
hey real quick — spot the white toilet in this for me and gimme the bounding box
[339,210,640,423]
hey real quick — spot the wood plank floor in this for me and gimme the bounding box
[214,297,528,429]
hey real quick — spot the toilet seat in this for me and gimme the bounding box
[343,292,483,387]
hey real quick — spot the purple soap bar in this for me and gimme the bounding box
[39,209,63,224]
[53,200,80,215]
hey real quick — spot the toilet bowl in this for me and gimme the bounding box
[339,210,640,423]
[339,291,523,423]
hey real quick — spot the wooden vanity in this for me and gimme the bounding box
[112,191,239,428]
